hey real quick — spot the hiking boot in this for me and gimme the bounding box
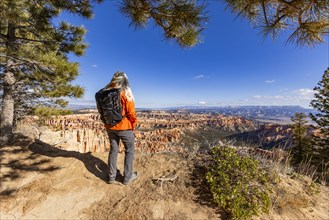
[108,175,116,184]
[123,172,138,185]
[108,169,121,184]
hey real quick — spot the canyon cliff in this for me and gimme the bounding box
[18,111,257,153]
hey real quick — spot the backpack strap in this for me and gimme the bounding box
[119,90,127,119]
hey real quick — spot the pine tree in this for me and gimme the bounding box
[310,68,329,162]
[224,0,329,47]
[290,112,310,164]
[0,0,104,143]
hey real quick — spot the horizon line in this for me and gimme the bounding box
[68,104,313,110]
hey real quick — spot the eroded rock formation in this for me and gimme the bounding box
[18,111,257,153]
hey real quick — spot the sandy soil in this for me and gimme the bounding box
[0,137,219,219]
[1,137,328,219]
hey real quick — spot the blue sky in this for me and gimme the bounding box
[64,1,328,108]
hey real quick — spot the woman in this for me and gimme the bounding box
[104,71,138,185]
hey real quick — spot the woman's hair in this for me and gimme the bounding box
[105,71,134,101]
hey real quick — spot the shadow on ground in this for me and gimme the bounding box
[0,134,60,196]
[28,140,110,182]
[190,156,228,219]
[0,133,110,197]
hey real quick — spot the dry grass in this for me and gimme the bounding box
[275,192,309,214]
[231,144,329,220]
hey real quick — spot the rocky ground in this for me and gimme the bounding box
[1,135,329,219]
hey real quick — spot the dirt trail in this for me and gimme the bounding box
[1,138,329,219]
[0,140,219,219]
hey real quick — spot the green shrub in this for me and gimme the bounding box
[206,146,274,220]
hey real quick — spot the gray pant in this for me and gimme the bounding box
[107,129,135,182]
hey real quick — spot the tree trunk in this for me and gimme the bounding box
[1,16,17,145]
[0,69,15,145]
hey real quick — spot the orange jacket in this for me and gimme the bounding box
[105,91,137,130]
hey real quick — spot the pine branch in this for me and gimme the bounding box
[224,0,329,47]
[261,0,269,26]
[15,36,57,44]
[0,54,42,66]
[277,0,299,10]
[0,33,6,40]
[120,0,206,47]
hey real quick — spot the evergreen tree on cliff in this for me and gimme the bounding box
[290,112,310,164]
[310,68,329,161]
[0,0,103,144]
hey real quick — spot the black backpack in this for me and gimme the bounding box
[95,88,124,126]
